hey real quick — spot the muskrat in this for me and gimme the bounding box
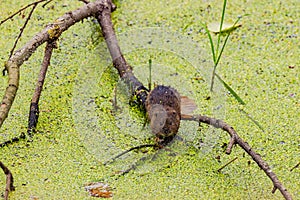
[145,85,196,145]
[104,85,197,165]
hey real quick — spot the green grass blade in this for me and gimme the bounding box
[210,17,242,91]
[211,0,227,91]
[238,109,265,132]
[215,73,246,105]
[203,25,216,63]
[215,30,231,67]
[216,0,227,55]
[211,31,231,91]
[148,58,152,90]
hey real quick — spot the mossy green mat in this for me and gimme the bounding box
[0,0,299,199]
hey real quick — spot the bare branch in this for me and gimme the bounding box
[0,0,110,128]
[95,0,148,108]
[0,0,51,25]
[181,114,293,200]
[0,161,15,200]
[28,40,57,134]
[9,3,38,59]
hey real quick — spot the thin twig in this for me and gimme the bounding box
[28,40,57,134]
[41,0,53,8]
[217,157,238,172]
[0,161,15,200]
[3,1,54,60]
[290,162,299,172]
[78,0,90,4]
[0,0,50,25]
[9,3,37,59]
[104,144,157,165]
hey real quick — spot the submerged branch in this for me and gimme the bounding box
[0,161,15,200]
[104,144,158,165]
[217,157,238,172]
[28,40,57,134]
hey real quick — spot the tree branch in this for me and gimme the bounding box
[8,2,37,59]
[28,40,57,134]
[181,114,293,200]
[95,0,149,109]
[0,161,15,200]
[0,0,110,128]
[0,0,52,26]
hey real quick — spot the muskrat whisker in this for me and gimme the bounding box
[104,144,158,165]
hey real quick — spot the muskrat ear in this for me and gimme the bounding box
[180,96,197,115]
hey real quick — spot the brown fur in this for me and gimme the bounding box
[145,85,181,145]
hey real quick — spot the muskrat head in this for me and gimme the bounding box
[145,85,181,145]
[148,104,181,138]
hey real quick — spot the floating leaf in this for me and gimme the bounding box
[207,22,242,34]
[85,182,113,198]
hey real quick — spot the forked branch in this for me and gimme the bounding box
[0,0,111,128]
[181,114,292,200]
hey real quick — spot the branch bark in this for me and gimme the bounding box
[28,40,57,134]
[95,1,149,109]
